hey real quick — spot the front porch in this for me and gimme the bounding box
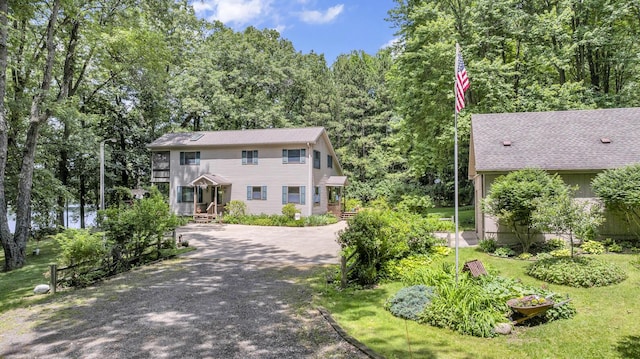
[190,174,231,223]
[325,176,349,219]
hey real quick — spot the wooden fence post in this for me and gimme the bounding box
[340,255,347,289]
[49,264,57,294]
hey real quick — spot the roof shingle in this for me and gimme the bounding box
[471,108,640,172]
[147,127,326,149]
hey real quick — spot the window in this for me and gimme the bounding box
[314,186,321,206]
[242,150,258,165]
[282,186,306,204]
[313,150,321,169]
[247,186,267,200]
[327,155,333,169]
[177,186,203,203]
[282,149,306,164]
[180,151,200,165]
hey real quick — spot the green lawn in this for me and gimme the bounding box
[312,249,640,359]
[428,206,475,231]
[0,238,60,313]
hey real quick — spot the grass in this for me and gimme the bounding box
[0,238,195,314]
[428,206,475,231]
[0,238,61,313]
[312,248,640,358]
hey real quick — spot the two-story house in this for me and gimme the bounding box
[147,127,347,218]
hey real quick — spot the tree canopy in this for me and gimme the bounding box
[2,0,640,270]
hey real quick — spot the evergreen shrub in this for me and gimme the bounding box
[385,285,435,320]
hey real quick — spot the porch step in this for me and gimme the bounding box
[193,213,215,224]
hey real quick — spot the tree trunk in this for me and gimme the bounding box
[0,0,15,271]
[8,0,60,271]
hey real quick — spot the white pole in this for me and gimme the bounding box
[454,43,460,283]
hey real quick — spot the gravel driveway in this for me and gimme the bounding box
[0,222,367,358]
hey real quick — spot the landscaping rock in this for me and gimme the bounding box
[494,323,513,335]
[33,284,50,295]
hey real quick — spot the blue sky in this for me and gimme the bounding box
[190,0,398,64]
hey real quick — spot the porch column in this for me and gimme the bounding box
[214,185,218,215]
[193,185,197,216]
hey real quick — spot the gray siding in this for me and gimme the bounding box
[164,134,341,217]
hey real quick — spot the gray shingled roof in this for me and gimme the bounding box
[471,108,640,172]
[147,127,326,148]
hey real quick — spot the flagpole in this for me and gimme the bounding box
[454,43,460,283]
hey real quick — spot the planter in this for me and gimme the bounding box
[507,295,554,323]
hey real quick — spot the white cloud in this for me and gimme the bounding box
[299,4,344,24]
[192,0,272,26]
[381,37,400,50]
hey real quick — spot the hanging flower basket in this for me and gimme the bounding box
[507,295,554,317]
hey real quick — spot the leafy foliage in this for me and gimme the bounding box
[592,164,640,237]
[483,169,568,253]
[223,213,336,227]
[385,285,436,321]
[337,208,442,285]
[581,240,605,255]
[54,229,107,268]
[281,203,299,219]
[226,200,247,217]
[528,257,627,287]
[493,247,516,258]
[419,277,509,338]
[478,237,498,253]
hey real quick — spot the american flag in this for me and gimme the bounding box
[455,46,470,113]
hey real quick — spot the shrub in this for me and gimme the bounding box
[607,242,623,253]
[592,164,640,237]
[431,245,451,256]
[478,237,497,253]
[493,247,516,257]
[483,169,568,253]
[54,229,107,267]
[550,249,571,257]
[382,255,434,281]
[581,240,605,254]
[385,285,436,320]
[304,214,338,226]
[227,200,247,217]
[395,194,433,215]
[547,238,566,250]
[425,215,455,232]
[337,208,441,285]
[527,257,628,287]
[518,252,533,260]
[419,278,509,338]
[281,203,299,219]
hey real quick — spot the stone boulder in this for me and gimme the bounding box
[494,323,513,335]
[34,284,50,295]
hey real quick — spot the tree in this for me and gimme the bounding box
[592,164,640,238]
[482,169,567,252]
[1,0,60,271]
[532,187,605,256]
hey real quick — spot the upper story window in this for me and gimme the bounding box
[282,149,306,164]
[242,150,258,165]
[327,154,333,169]
[180,151,200,165]
[313,150,321,169]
